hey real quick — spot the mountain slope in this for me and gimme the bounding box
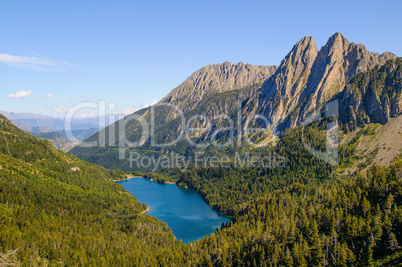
[306,32,395,106]
[30,131,76,152]
[162,62,277,112]
[339,57,402,130]
[0,115,188,265]
[256,36,318,129]
[3,109,402,266]
[187,159,402,266]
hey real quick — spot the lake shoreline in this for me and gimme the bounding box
[114,176,176,185]
[119,177,230,243]
[113,176,176,184]
[116,177,229,218]
[113,176,143,182]
[139,206,149,215]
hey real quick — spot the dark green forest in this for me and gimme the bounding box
[0,115,189,266]
[1,113,402,266]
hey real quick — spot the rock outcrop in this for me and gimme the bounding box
[339,58,402,131]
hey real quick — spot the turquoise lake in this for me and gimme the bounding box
[117,178,230,244]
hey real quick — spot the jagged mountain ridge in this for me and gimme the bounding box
[254,32,397,131]
[71,33,400,171]
[157,32,397,134]
[162,62,278,112]
[78,62,278,149]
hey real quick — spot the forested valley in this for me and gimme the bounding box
[1,111,401,266]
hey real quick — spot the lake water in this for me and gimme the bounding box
[117,177,230,244]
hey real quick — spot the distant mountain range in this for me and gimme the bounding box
[0,111,104,132]
[0,111,118,152]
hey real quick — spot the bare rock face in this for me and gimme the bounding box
[162,62,277,112]
[306,32,396,108]
[262,36,318,99]
[258,36,318,128]
[254,32,397,132]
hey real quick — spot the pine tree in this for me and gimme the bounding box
[384,193,394,215]
[387,232,400,252]
[361,241,375,267]
[361,196,371,217]
[283,247,293,267]
[337,242,348,267]
[309,219,324,266]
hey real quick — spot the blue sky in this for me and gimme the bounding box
[1,0,401,118]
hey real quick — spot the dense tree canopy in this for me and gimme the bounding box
[1,107,401,266]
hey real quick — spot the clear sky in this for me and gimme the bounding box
[1,0,401,118]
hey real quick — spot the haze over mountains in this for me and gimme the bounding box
[0,111,113,133]
[70,33,401,171]
[0,111,120,151]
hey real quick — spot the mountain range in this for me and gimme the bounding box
[0,111,118,151]
[0,111,103,132]
[70,33,401,171]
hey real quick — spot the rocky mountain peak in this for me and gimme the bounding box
[222,61,234,69]
[162,62,277,112]
[262,36,318,98]
[326,32,350,50]
[257,36,318,127]
[291,36,317,64]
[305,33,397,109]
[256,33,397,131]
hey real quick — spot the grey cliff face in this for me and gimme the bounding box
[254,32,396,132]
[306,32,395,108]
[258,36,318,128]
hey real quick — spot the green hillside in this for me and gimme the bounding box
[0,115,188,266]
[1,110,402,266]
[30,131,76,152]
